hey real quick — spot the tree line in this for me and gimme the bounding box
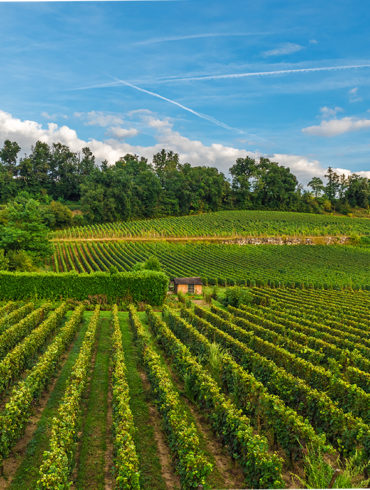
[0,140,369,229]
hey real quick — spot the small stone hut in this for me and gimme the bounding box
[173,277,203,295]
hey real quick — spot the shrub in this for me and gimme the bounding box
[0,270,169,306]
[222,287,253,308]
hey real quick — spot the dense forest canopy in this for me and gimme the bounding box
[0,140,368,225]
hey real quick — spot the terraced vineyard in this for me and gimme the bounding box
[0,288,369,489]
[53,210,370,239]
[52,241,370,288]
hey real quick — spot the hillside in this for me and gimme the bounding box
[52,210,370,240]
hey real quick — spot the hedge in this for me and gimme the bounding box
[0,271,169,306]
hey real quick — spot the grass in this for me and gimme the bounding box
[10,311,93,489]
[75,312,111,489]
[118,311,167,490]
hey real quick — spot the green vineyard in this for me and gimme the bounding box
[52,241,370,288]
[52,210,370,239]
[0,287,369,489]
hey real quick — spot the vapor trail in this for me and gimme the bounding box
[112,78,239,131]
[158,63,370,83]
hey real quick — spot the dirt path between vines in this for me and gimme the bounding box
[138,370,181,490]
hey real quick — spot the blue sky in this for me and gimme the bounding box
[0,0,370,183]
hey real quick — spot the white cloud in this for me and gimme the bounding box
[41,112,68,120]
[349,87,362,103]
[74,111,124,127]
[319,106,343,119]
[263,43,304,57]
[108,126,138,139]
[0,109,368,186]
[302,116,370,137]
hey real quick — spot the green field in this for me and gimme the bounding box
[52,241,370,288]
[53,210,370,239]
[0,288,369,489]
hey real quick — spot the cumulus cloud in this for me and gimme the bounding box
[0,109,368,185]
[302,116,370,137]
[262,43,304,57]
[108,126,139,139]
[74,111,124,127]
[319,106,343,119]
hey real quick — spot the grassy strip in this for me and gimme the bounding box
[75,312,111,489]
[9,311,92,489]
[118,312,166,490]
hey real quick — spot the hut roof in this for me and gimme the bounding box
[173,277,202,285]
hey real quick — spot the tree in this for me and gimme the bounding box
[230,156,257,208]
[253,159,298,209]
[0,195,52,268]
[325,167,340,203]
[0,140,21,175]
[345,175,369,208]
[308,177,324,198]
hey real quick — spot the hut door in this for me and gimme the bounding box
[188,284,194,294]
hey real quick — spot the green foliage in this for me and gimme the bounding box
[0,305,84,467]
[194,304,370,462]
[0,270,169,306]
[295,446,370,489]
[111,305,141,488]
[0,249,8,270]
[37,306,100,488]
[222,287,253,307]
[53,209,370,239]
[0,195,52,269]
[129,305,213,488]
[145,306,284,489]
[53,240,370,290]
[132,255,162,272]
[43,200,73,229]
[7,250,35,271]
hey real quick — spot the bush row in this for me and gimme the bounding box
[221,305,370,423]
[0,302,69,395]
[163,306,331,465]
[37,306,100,489]
[191,305,369,461]
[240,303,370,370]
[0,305,85,468]
[344,366,370,394]
[0,303,51,358]
[0,302,34,335]
[111,305,141,489]
[145,306,284,489]
[0,301,15,317]
[253,288,370,334]
[244,295,370,360]
[233,304,370,377]
[128,305,213,489]
[0,270,169,306]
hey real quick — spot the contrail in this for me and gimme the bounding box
[158,63,370,83]
[112,78,240,132]
[135,32,273,46]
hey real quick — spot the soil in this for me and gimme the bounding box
[138,370,181,490]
